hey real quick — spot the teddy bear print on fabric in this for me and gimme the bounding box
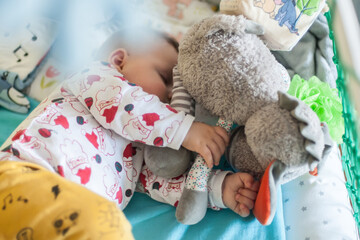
[254,0,282,18]
[163,0,193,19]
[254,0,324,35]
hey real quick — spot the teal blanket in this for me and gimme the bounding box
[0,98,40,145]
[125,192,285,240]
[0,100,286,240]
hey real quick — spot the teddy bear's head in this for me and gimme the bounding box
[178,14,290,125]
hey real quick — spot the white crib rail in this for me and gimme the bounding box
[331,0,360,130]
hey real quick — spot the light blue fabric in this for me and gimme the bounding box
[124,190,285,240]
[0,97,286,240]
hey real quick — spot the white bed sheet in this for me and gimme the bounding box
[282,145,359,240]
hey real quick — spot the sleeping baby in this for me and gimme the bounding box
[0,28,259,238]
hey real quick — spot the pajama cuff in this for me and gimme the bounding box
[167,114,195,150]
[210,170,232,209]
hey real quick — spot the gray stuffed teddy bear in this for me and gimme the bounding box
[144,13,333,225]
[174,13,333,225]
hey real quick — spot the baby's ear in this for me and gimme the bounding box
[109,48,128,70]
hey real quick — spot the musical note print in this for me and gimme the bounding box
[13,45,29,62]
[17,196,29,203]
[2,193,29,210]
[26,24,37,41]
[2,193,13,210]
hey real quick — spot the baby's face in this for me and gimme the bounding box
[119,38,178,103]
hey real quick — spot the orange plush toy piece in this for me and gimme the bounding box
[253,160,275,225]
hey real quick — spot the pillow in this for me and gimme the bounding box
[219,0,327,51]
[139,16,190,42]
[0,17,58,112]
[0,17,58,81]
[281,146,358,239]
[23,1,216,102]
[130,0,215,26]
[127,0,216,41]
[26,55,68,102]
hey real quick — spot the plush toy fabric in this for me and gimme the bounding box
[174,13,333,225]
[179,14,289,125]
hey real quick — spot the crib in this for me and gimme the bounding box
[0,0,359,239]
[328,0,360,231]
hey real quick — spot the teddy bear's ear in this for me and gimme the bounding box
[244,20,265,36]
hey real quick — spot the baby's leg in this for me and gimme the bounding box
[137,165,234,211]
[136,164,186,207]
[222,172,260,217]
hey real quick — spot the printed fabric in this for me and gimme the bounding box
[0,61,195,209]
[220,0,327,51]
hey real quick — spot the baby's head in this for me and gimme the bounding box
[97,29,179,103]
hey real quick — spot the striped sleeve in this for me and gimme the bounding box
[170,65,195,116]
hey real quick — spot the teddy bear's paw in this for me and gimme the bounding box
[175,188,208,225]
[144,146,192,178]
[226,126,264,179]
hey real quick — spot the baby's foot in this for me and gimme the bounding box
[222,172,259,217]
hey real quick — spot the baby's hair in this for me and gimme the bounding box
[157,31,179,53]
[96,28,179,60]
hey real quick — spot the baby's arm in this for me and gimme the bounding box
[222,172,259,217]
[65,62,194,149]
[182,122,229,168]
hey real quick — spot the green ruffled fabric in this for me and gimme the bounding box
[288,75,344,144]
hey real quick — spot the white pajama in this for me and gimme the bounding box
[0,61,227,210]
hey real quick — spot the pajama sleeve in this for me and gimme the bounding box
[64,62,194,149]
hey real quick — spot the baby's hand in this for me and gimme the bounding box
[182,122,229,168]
[222,172,259,217]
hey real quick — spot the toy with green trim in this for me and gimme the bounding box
[288,74,344,144]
